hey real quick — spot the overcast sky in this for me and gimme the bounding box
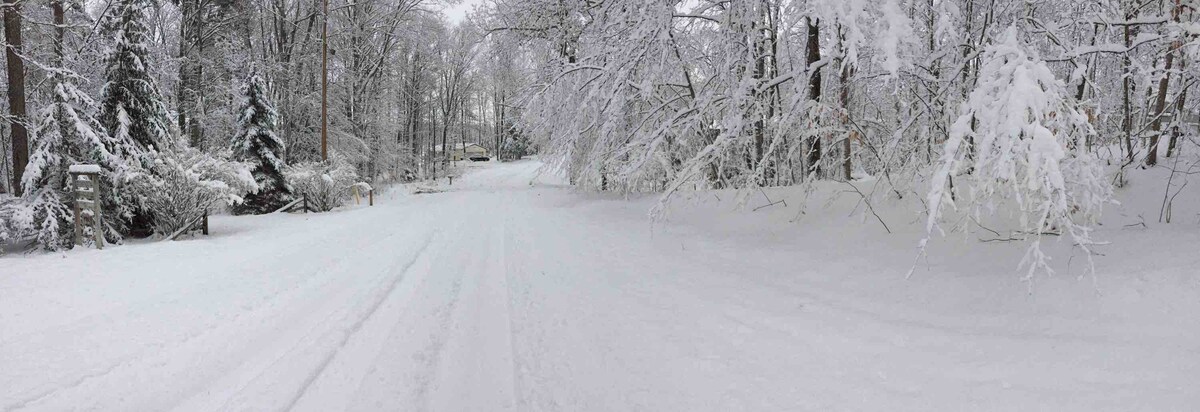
[444,0,484,24]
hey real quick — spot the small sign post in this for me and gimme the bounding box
[69,164,104,249]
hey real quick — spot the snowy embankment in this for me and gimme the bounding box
[2,160,1198,411]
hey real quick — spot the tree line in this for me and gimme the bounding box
[483,0,1197,275]
[0,0,530,251]
[2,0,1197,274]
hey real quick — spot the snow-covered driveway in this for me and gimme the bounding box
[2,160,1197,411]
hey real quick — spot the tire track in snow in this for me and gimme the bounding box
[2,216,412,412]
[350,231,469,411]
[175,206,458,412]
[331,192,511,411]
[278,234,437,412]
[500,205,523,411]
[1,210,389,349]
[422,191,521,411]
[410,277,465,411]
[407,200,490,411]
[493,193,578,411]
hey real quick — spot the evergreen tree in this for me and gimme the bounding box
[98,0,176,237]
[231,73,291,214]
[99,0,174,157]
[501,126,531,161]
[9,69,133,250]
[0,0,136,251]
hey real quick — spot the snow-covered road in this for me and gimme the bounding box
[3,160,1198,411]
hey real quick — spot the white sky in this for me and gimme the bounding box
[444,0,484,24]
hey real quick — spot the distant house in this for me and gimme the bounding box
[435,142,490,161]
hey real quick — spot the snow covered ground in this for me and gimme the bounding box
[2,159,1198,411]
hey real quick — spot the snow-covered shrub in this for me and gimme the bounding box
[285,154,359,212]
[924,27,1113,279]
[4,187,74,251]
[131,147,257,236]
[501,131,532,161]
[0,199,13,254]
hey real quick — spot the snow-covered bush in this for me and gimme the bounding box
[131,147,257,236]
[924,27,1113,279]
[0,199,13,254]
[4,187,75,251]
[285,154,358,212]
[500,131,532,161]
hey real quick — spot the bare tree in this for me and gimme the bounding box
[3,0,28,195]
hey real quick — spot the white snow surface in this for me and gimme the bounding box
[66,164,101,174]
[2,160,1198,411]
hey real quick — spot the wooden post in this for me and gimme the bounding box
[369,189,373,206]
[95,209,104,250]
[73,193,83,246]
[202,212,209,235]
[303,195,309,213]
[69,165,103,249]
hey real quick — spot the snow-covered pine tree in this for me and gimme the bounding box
[99,0,174,158]
[7,69,132,250]
[500,128,531,161]
[231,72,291,214]
[98,0,178,237]
[924,27,1113,279]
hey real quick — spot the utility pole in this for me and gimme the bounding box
[321,0,329,161]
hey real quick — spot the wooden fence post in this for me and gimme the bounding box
[73,193,83,247]
[69,165,103,249]
[369,189,373,206]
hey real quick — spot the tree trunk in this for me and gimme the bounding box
[804,17,822,177]
[1166,57,1187,158]
[924,0,939,164]
[52,0,65,66]
[1122,23,1134,162]
[838,24,854,181]
[1145,0,1182,167]
[408,50,422,168]
[750,3,766,173]
[839,72,853,181]
[177,0,205,149]
[3,0,28,195]
[766,2,781,185]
